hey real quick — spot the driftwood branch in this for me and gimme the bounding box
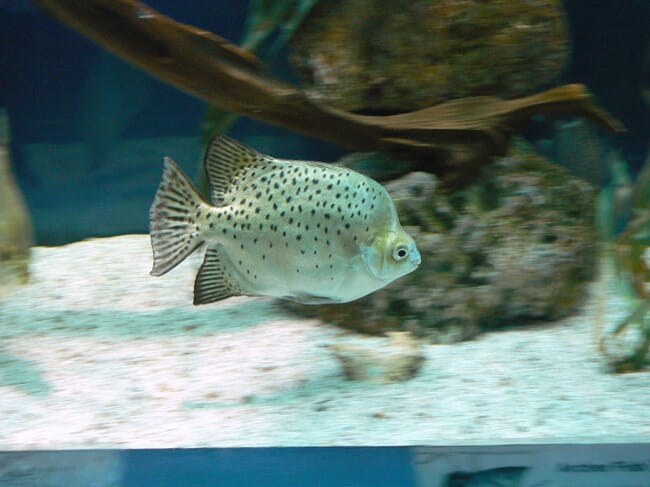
[32,0,624,185]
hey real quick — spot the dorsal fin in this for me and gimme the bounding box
[203,135,277,206]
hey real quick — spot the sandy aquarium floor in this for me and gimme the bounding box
[0,234,649,450]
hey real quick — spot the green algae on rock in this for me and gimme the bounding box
[283,140,597,342]
[0,109,34,297]
[290,0,569,112]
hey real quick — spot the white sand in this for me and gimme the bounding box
[0,234,649,450]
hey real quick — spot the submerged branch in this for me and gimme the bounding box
[32,0,624,185]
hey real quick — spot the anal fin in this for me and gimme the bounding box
[193,246,243,305]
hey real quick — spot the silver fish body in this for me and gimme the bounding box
[149,135,420,305]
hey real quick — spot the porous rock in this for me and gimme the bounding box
[284,140,598,342]
[290,0,569,112]
[330,331,425,383]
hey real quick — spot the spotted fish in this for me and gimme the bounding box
[149,135,420,305]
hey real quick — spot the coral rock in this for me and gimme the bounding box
[284,140,597,342]
[290,0,569,112]
[331,331,425,383]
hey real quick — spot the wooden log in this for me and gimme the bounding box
[32,0,624,185]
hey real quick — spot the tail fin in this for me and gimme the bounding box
[149,157,206,276]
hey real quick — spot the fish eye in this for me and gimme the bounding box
[392,244,409,261]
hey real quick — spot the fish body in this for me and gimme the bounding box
[149,135,420,305]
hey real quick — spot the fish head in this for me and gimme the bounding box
[361,227,421,283]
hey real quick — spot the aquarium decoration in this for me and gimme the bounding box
[289,0,570,112]
[284,139,598,340]
[0,108,34,298]
[32,0,623,190]
[598,149,650,372]
[330,331,425,383]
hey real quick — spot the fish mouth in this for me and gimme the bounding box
[409,248,422,267]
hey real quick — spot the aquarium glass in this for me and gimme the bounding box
[1,0,649,475]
